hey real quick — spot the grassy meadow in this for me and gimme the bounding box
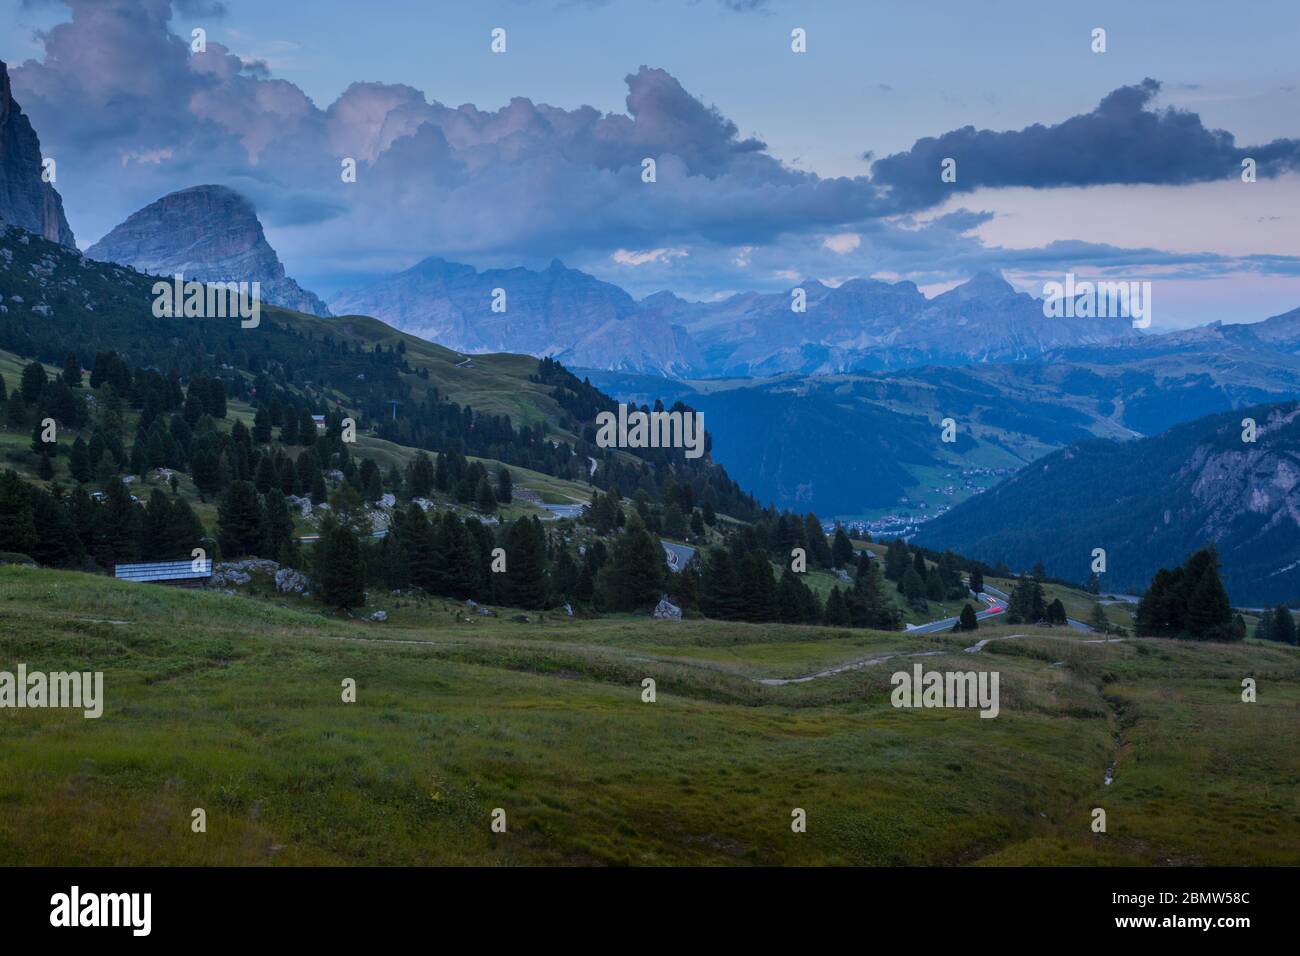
[1,564,1295,866]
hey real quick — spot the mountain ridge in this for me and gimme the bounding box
[0,60,75,248]
[913,401,1300,605]
[86,185,331,317]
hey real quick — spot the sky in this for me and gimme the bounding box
[3,0,1299,329]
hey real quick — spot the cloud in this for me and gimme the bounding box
[8,1,1299,300]
[822,233,860,254]
[612,247,689,266]
[870,78,1300,211]
[11,1,893,282]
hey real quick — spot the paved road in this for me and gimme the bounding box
[662,540,696,572]
[982,583,1097,632]
[909,591,1005,634]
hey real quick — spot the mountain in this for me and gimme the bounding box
[669,272,1139,377]
[913,402,1300,605]
[330,257,699,375]
[583,333,1300,521]
[0,222,762,525]
[0,60,74,248]
[86,185,330,317]
[332,263,1138,377]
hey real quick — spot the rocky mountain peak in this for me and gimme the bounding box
[0,59,76,248]
[86,184,330,317]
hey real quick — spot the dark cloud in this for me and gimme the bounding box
[10,1,890,278]
[870,78,1300,211]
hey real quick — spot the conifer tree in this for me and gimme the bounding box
[597,512,664,612]
[959,603,979,631]
[823,586,851,626]
[475,475,497,513]
[831,526,854,568]
[316,515,365,609]
[700,547,746,620]
[217,480,263,558]
[502,516,548,609]
[1272,605,1297,645]
[0,469,37,556]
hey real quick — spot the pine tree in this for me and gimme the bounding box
[0,470,37,556]
[776,568,808,624]
[831,526,854,568]
[408,451,435,498]
[739,550,779,622]
[969,567,984,595]
[496,466,513,503]
[700,547,746,620]
[69,436,91,484]
[1046,598,1067,625]
[95,477,139,567]
[851,555,900,630]
[139,490,173,559]
[252,406,272,444]
[254,453,278,494]
[804,514,832,567]
[28,487,85,567]
[315,515,365,609]
[663,502,687,539]
[823,586,851,626]
[217,480,263,558]
[475,475,497,513]
[959,603,979,631]
[261,490,296,563]
[901,566,927,611]
[280,410,300,445]
[20,361,47,404]
[5,390,26,429]
[502,516,548,609]
[596,512,664,612]
[1183,547,1232,640]
[1272,605,1297,645]
[62,353,82,388]
[883,538,908,581]
[1088,602,1109,635]
[164,498,205,560]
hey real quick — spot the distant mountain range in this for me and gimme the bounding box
[0,60,74,248]
[86,185,331,317]
[330,256,1139,376]
[331,256,698,374]
[913,401,1300,606]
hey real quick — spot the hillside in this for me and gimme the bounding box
[584,341,1300,520]
[914,401,1300,605]
[2,563,1296,865]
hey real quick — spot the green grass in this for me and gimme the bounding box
[2,564,1296,866]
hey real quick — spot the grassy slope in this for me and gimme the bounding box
[0,345,597,533]
[2,565,1295,866]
